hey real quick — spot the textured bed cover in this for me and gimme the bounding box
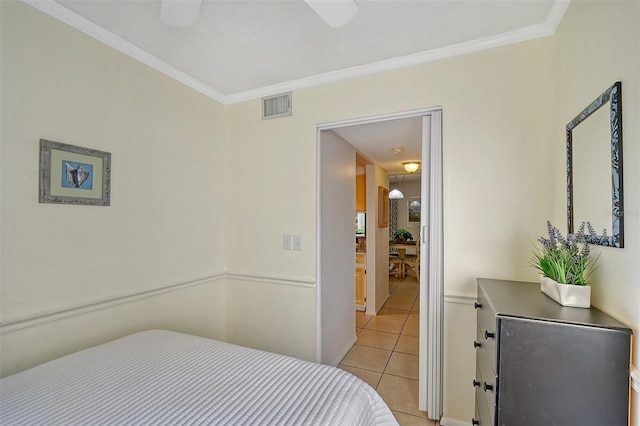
[0,330,397,425]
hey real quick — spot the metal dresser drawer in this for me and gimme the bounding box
[473,283,497,426]
[473,278,632,426]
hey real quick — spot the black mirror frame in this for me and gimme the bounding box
[567,81,623,248]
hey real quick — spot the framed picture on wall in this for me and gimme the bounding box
[378,186,389,228]
[408,196,421,226]
[39,139,111,206]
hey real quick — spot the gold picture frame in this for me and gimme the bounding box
[378,186,389,228]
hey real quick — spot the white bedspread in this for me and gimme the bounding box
[0,330,398,425]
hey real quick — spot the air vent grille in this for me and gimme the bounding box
[262,92,292,120]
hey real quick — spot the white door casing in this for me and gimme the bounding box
[317,107,443,419]
[421,110,443,418]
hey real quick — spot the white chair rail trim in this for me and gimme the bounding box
[443,293,476,305]
[0,273,225,334]
[1,272,315,334]
[225,271,316,288]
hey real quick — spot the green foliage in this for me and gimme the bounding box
[392,229,413,242]
[530,221,600,286]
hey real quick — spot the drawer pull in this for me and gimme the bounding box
[483,382,493,392]
[473,341,482,348]
[473,379,481,387]
[484,330,495,339]
[472,418,480,425]
[474,302,482,309]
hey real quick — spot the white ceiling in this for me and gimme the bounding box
[33,0,568,104]
[334,116,423,175]
[28,0,567,176]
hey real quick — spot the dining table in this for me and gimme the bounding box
[389,242,417,259]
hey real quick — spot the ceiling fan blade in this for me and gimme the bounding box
[304,0,358,28]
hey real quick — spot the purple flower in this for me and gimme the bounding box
[532,220,599,285]
[547,221,556,245]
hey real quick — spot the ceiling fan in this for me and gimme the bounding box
[160,0,359,28]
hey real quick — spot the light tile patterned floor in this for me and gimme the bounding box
[339,275,439,426]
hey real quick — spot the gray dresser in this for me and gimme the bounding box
[473,278,632,426]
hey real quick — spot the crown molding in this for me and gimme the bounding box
[23,0,570,105]
[22,0,226,104]
[546,0,572,33]
[226,17,564,104]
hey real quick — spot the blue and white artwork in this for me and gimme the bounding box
[61,161,93,190]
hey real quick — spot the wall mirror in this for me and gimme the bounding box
[567,81,623,247]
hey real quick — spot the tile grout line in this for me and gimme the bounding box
[349,276,426,422]
[377,277,419,389]
[386,277,428,422]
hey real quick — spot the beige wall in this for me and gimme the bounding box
[1,1,227,375]
[552,1,640,423]
[225,36,555,292]
[3,0,638,424]
[225,37,555,421]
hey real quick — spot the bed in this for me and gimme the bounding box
[0,329,398,425]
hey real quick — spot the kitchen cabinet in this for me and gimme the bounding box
[355,253,366,310]
[356,175,366,212]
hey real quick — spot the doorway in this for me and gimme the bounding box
[316,108,443,420]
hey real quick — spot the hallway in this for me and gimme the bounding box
[338,275,438,425]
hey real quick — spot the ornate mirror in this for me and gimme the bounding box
[567,81,623,247]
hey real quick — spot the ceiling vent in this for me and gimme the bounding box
[262,92,292,120]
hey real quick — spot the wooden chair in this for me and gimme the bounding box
[403,236,420,281]
[389,253,403,278]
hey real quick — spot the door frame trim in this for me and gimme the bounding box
[316,107,443,418]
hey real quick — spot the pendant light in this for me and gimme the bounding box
[388,175,404,199]
[389,189,404,199]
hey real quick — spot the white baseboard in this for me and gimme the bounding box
[440,417,470,426]
[328,334,357,367]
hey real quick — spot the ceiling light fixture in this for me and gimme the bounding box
[304,0,359,28]
[403,161,421,173]
[160,0,202,27]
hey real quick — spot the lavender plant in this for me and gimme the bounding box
[531,221,600,285]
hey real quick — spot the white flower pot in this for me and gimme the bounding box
[540,275,591,308]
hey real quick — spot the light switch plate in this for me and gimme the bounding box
[293,235,303,251]
[283,234,292,250]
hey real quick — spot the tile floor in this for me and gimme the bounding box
[338,275,439,426]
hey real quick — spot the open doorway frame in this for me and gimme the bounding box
[316,107,443,419]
